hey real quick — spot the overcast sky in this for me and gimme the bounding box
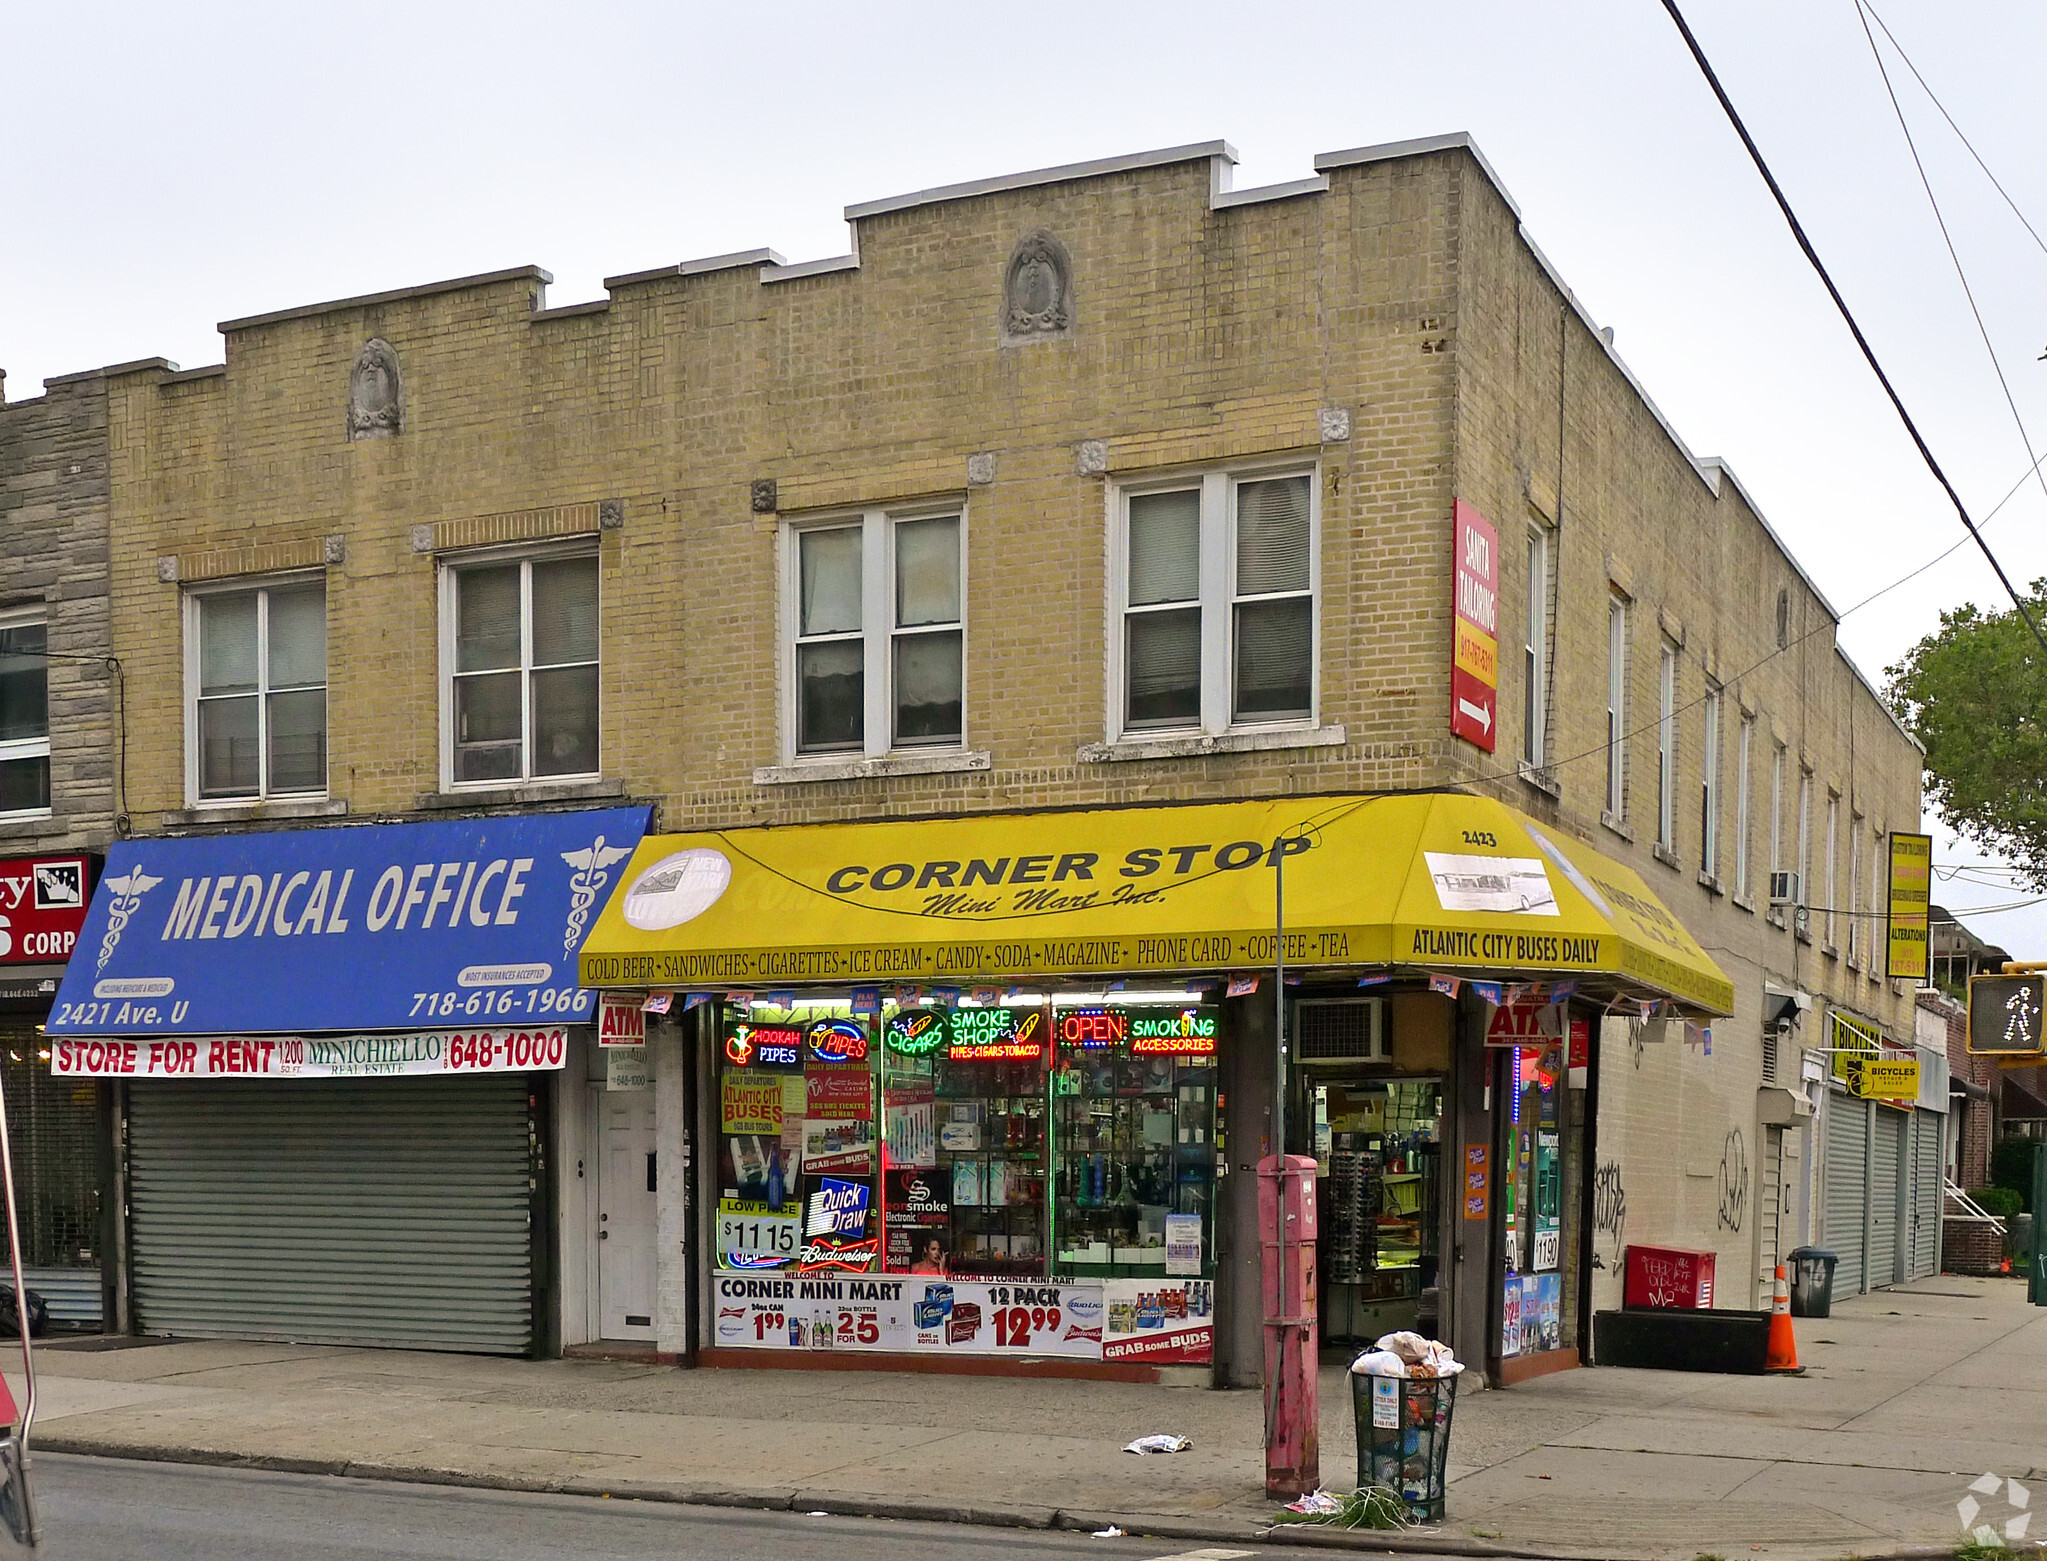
[6,0,2044,956]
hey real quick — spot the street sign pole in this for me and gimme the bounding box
[2032,1144,2046,1308]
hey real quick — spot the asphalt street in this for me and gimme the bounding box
[17,1454,1371,1561]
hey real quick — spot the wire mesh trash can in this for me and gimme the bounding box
[1786,1248,1836,1318]
[1352,1371,1459,1521]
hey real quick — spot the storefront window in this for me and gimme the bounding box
[1500,1039,1568,1358]
[1051,1006,1217,1278]
[713,995,1221,1362]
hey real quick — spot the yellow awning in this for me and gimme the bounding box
[577,791,1734,1015]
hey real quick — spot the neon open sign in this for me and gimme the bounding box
[1056,1008,1129,1049]
[1057,1006,1217,1055]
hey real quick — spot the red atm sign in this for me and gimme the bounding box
[0,856,93,964]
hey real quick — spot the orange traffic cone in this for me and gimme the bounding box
[1765,1264,1802,1374]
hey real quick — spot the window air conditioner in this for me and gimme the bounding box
[1293,998,1388,1063]
[1768,871,1798,907]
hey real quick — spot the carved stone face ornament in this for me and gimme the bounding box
[1002,231,1072,342]
[347,338,403,439]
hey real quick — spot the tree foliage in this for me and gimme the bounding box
[1886,584,2047,890]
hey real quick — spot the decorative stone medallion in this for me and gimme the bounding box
[1001,230,1072,343]
[347,338,403,440]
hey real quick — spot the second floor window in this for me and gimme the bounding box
[446,554,598,785]
[791,512,963,758]
[1735,714,1754,899]
[1118,468,1315,737]
[1657,641,1677,851]
[0,612,49,816]
[1605,594,1628,818]
[190,583,327,800]
[1523,527,1549,767]
[1700,685,1721,878]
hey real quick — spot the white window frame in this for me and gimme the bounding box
[1797,768,1813,918]
[779,505,968,764]
[1846,809,1864,966]
[1605,594,1629,820]
[1869,824,1885,982]
[1825,791,1841,949]
[437,542,602,791]
[1105,461,1321,744]
[1700,684,1721,880]
[1657,641,1677,851]
[1523,525,1549,768]
[1735,714,1754,900]
[0,606,51,821]
[181,573,328,807]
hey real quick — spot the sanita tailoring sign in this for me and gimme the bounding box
[46,807,648,1036]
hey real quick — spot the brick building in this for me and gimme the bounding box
[0,365,122,1328]
[39,132,1927,1381]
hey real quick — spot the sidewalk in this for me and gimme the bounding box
[17,1275,2042,1560]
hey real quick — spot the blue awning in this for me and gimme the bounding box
[48,806,649,1036]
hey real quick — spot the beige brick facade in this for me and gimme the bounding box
[88,134,1922,1314]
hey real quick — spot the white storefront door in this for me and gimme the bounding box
[599,1090,658,1340]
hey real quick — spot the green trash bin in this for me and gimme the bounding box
[1352,1369,1460,1521]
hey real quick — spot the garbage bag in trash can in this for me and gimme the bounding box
[1351,1370,1459,1521]
[1787,1248,1836,1318]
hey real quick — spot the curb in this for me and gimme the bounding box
[30,1435,1964,1561]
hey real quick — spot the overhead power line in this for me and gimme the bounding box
[1851,0,2047,530]
[1656,0,2047,661]
[1857,0,2047,265]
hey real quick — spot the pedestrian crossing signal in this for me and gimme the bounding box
[1967,973,2047,1056]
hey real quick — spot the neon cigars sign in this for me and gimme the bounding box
[884,1010,945,1057]
[1057,1005,1218,1056]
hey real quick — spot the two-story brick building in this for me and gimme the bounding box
[37,131,1928,1383]
[0,366,121,1331]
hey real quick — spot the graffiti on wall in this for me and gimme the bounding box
[1717,1128,1749,1233]
[1592,1160,1628,1268]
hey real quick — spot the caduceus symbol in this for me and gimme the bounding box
[96,868,163,973]
[560,837,632,954]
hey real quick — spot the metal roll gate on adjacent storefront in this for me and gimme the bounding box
[1911,1109,1942,1279]
[127,1077,534,1354]
[1824,1099,1868,1296]
[1870,1107,1906,1290]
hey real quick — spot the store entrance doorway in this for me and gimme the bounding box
[1304,1072,1445,1344]
[599,1090,657,1340]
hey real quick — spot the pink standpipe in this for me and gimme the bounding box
[1259,1152,1319,1497]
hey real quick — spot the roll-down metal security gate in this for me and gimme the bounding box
[1870,1107,1906,1290]
[1824,1095,1868,1296]
[1911,1108,1942,1280]
[127,1076,535,1353]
